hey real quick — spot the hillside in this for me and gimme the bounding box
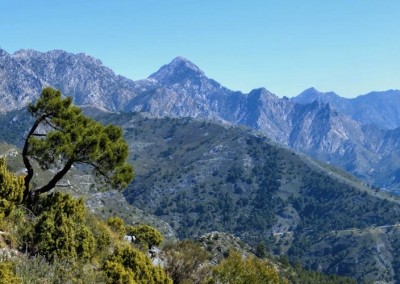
[0,131,358,283]
[3,106,400,281]
[89,111,400,283]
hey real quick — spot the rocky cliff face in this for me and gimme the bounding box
[0,49,43,112]
[17,49,148,111]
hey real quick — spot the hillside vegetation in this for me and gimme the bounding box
[0,93,355,283]
[2,106,400,282]
[92,111,400,283]
[0,148,354,283]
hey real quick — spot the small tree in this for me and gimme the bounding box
[22,87,134,207]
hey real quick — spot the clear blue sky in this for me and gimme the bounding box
[1,0,400,98]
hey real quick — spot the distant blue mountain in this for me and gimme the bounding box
[292,87,400,129]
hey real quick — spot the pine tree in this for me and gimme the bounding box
[22,87,134,207]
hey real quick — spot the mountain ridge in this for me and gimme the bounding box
[2,48,400,192]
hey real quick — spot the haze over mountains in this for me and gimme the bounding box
[2,48,400,192]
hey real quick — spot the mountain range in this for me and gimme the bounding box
[2,48,400,193]
[3,48,400,282]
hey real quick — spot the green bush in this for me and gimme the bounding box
[210,250,284,284]
[0,261,21,284]
[126,224,163,249]
[107,216,126,239]
[30,193,95,263]
[103,260,135,284]
[103,245,172,284]
[85,214,112,261]
[0,158,24,219]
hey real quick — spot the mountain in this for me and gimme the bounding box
[0,48,149,112]
[292,87,347,108]
[288,101,377,179]
[0,49,43,112]
[350,90,400,129]
[0,141,359,283]
[293,88,400,130]
[81,111,400,283]
[129,56,240,121]
[3,48,400,193]
[4,108,393,282]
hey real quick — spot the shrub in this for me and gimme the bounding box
[107,216,126,239]
[14,255,106,283]
[103,245,172,284]
[210,250,284,284]
[163,240,211,284]
[0,261,21,284]
[84,213,112,262]
[126,224,163,249]
[0,158,24,219]
[30,193,95,263]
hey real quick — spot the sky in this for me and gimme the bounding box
[1,0,400,98]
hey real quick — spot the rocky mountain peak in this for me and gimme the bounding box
[0,48,9,57]
[293,87,341,105]
[169,56,203,72]
[295,87,323,102]
[303,86,319,93]
[149,56,205,85]
[248,87,277,99]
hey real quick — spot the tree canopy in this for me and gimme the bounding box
[22,87,134,206]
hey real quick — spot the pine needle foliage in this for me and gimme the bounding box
[22,87,134,207]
